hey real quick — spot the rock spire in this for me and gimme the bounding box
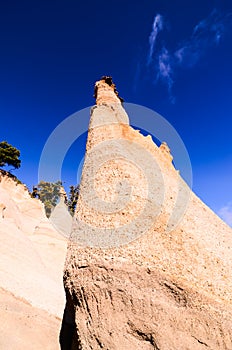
[60,78,232,350]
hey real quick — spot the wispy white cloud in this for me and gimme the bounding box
[157,47,175,103]
[158,48,172,81]
[175,9,230,68]
[145,9,231,101]
[147,15,175,102]
[147,14,164,65]
[193,9,226,43]
[218,202,232,227]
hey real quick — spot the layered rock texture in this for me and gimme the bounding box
[0,171,67,349]
[62,78,232,349]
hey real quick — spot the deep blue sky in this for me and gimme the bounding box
[0,0,232,224]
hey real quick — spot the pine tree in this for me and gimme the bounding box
[68,185,80,215]
[0,141,21,170]
[37,181,62,217]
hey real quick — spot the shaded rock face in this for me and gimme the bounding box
[63,254,232,349]
[61,79,232,349]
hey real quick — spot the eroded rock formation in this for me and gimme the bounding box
[61,78,232,349]
[0,171,67,348]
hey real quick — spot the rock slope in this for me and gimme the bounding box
[0,288,61,350]
[0,170,67,348]
[62,78,232,349]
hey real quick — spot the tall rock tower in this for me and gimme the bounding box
[60,78,232,350]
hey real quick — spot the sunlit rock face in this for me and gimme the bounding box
[0,170,67,349]
[61,78,232,350]
[50,187,73,238]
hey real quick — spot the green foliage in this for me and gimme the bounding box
[68,185,80,216]
[31,186,39,199]
[0,141,21,170]
[35,181,80,217]
[37,181,62,217]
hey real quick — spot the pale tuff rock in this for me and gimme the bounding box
[0,288,61,350]
[0,202,6,218]
[50,186,73,238]
[62,78,232,349]
[0,170,67,319]
[159,141,173,163]
[0,171,68,348]
[94,76,124,106]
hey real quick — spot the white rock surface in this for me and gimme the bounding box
[0,171,67,318]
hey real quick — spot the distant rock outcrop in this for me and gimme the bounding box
[61,78,232,349]
[50,186,73,238]
[0,170,67,349]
